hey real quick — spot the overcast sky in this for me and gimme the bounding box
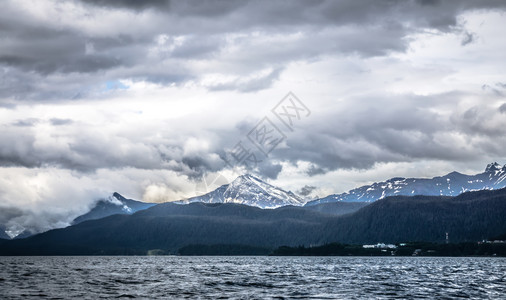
[1,0,506,235]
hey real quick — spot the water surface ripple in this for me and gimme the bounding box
[0,256,504,299]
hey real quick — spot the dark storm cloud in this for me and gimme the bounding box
[461,31,476,46]
[499,103,506,114]
[0,0,506,179]
[0,130,38,168]
[297,185,317,197]
[262,92,506,174]
[180,155,225,179]
[0,206,24,225]
[256,161,283,180]
[80,0,248,18]
[80,0,170,10]
[1,0,505,103]
[11,118,71,129]
[0,123,227,178]
[76,0,506,30]
[12,119,39,127]
[306,165,327,176]
[1,90,505,179]
[80,0,245,17]
[0,17,136,75]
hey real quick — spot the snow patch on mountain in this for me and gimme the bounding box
[306,162,506,205]
[175,174,304,209]
[71,192,155,225]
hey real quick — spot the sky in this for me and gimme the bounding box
[1,0,506,235]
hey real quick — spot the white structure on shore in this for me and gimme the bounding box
[363,243,397,249]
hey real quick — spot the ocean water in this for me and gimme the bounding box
[0,256,505,299]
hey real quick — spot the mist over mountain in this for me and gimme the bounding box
[1,187,505,255]
[307,162,506,205]
[72,192,156,225]
[0,193,155,240]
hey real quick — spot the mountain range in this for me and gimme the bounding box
[1,187,505,255]
[175,163,506,208]
[1,163,506,241]
[306,162,506,205]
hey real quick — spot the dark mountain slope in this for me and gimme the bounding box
[324,188,506,244]
[1,188,505,255]
[303,202,370,216]
[0,203,332,255]
[0,229,9,240]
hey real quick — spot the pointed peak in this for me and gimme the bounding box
[485,162,502,172]
[235,174,263,182]
[105,193,125,206]
[112,192,126,201]
[230,174,277,191]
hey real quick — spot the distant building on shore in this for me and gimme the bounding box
[362,243,397,249]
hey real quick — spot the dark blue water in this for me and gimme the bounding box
[0,256,505,299]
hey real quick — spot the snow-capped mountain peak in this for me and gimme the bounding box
[176,174,304,209]
[72,193,155,225]
[485,162,503,173]
[306,162,506,206]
